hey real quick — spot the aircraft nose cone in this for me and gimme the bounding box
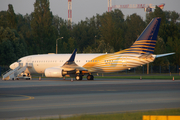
[10,62,19,69]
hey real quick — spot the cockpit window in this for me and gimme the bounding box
[17,60,21,63]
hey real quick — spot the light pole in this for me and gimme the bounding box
[95,35,97,47]
[56,37,63,54]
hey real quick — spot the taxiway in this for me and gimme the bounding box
[0,78,180,119]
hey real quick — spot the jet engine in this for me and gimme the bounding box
[45,67,63,78]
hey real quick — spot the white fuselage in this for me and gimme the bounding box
[10,53,156,74]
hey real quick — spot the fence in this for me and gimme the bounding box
[119,65,180,74]
[0,65,180,77]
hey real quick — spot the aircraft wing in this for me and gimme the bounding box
[61,49,88,71]
[61,63,88,71]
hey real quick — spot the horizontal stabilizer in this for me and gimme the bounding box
[155,52,175,58]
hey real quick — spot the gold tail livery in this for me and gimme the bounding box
[3,17,174,80]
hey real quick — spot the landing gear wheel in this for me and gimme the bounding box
[75,75,82,80]
[87,75,94,80]
[26,78,31,80]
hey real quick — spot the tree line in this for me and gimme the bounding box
[0,0,180,67]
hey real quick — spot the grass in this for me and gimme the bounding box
[40,108,180,120]
[32,73,180,80]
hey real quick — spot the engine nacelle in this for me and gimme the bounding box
[45,67,63,78]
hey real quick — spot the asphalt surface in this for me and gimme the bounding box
[0,78,180,120]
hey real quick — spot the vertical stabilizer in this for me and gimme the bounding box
[117,17,161,54]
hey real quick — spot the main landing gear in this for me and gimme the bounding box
[87,74,94,80]
[75,74,94,80]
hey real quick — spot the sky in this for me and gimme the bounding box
[0,0,180,23]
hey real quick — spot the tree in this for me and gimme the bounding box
[7,4,17,29]
[125,14,145,48]
[153,36,169,70]
[31,0,56,53]
[0,11,8,28]
[167,37,180,66]
[72,20,96,52]
[100,9,124,51]
[83,40,114,53]
[146,6,166,25]
[67,37,75,53]
[170,11,179,23]
[0,27,28,65]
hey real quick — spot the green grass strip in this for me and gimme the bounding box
[42,108,180,120]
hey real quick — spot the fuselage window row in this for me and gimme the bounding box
[32,60,59,63]
[86,60,99,62]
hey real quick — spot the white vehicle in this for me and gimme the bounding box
[2,17,174,80]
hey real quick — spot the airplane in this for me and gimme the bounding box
[2,17,174,81]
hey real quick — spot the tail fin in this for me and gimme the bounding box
[117,17,161,54]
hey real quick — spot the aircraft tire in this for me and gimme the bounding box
[87,75,94,80]
[76,75,82,80]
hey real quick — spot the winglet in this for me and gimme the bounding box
[67,49,77,62]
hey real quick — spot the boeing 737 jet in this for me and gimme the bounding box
[2,17,174,80]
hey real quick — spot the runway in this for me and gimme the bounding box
[0,78,180,119]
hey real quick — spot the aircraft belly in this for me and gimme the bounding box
[32,63,58,74]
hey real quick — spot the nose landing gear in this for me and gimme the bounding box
[75,74,83,80]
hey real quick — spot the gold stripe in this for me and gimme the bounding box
[130,45,155,48]
[134,40,156,43]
